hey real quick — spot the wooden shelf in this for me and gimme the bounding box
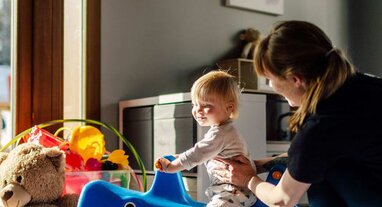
[242,88,276,94]
[217,58,274,92]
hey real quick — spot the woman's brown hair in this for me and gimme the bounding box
[254,21,356,132]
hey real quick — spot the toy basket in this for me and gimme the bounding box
[65,169,130,194]
[0,118,148,192]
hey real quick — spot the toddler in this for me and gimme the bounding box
[155,70,257,207]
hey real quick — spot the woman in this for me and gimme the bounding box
[216,20,382,206]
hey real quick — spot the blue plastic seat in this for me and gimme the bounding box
[77,156,286,207]
[77,155,206,207]
[253,164,286,207]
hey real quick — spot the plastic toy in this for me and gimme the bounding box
[78,156,287,207]
[70,125,106,162]
[78,155,205,207]
[26,126,69,150]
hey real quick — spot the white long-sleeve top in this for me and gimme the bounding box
[179,120,253,184]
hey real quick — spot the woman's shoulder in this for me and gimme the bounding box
[293,117,322,143]
[345,72,382,105]
[318,72,382,112]
[348,72,382,91]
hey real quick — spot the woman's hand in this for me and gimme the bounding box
[214,155,257,188]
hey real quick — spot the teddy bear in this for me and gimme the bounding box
[239,28,261,59]
[0,143,79,207]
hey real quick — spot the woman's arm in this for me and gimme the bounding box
[216,155,310,207]
[248,169,310,206]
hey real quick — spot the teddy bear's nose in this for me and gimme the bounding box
[2,190,13,201]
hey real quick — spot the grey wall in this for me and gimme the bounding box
[347,0,382,76]
[101,0,348,150]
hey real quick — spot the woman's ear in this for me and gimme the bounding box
[289,74,305,88]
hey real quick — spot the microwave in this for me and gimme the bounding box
[266,94,294,141]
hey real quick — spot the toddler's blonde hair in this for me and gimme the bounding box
[191,70,240,119]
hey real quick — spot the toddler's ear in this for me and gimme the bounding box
[226,102,234,113]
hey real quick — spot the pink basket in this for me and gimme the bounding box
[64,170,130,194]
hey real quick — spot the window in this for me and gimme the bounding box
[0,0,100,150]
[0,0,12,148]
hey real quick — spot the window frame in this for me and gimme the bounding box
[15,0,100,134]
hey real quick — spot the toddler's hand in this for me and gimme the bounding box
[154,157,171,172]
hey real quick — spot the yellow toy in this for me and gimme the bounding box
[69,125,106,162]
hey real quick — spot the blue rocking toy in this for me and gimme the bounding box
[77,156,286,207]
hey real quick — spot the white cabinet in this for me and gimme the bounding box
[119,92,266,202]
[153,102,196,172]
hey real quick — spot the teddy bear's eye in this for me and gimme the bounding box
[3,180,7,186]
[16,176,22,183]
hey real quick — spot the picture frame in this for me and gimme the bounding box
[226,0,284,16]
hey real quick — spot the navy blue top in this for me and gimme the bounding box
[288,73,382,204]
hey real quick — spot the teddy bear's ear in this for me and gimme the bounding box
[41,147,66,172]
[0,152,8,165]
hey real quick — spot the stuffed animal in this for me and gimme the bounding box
[239,28,261,59]
[0,143,79,207]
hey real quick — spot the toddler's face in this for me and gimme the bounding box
[191,96,231,127]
